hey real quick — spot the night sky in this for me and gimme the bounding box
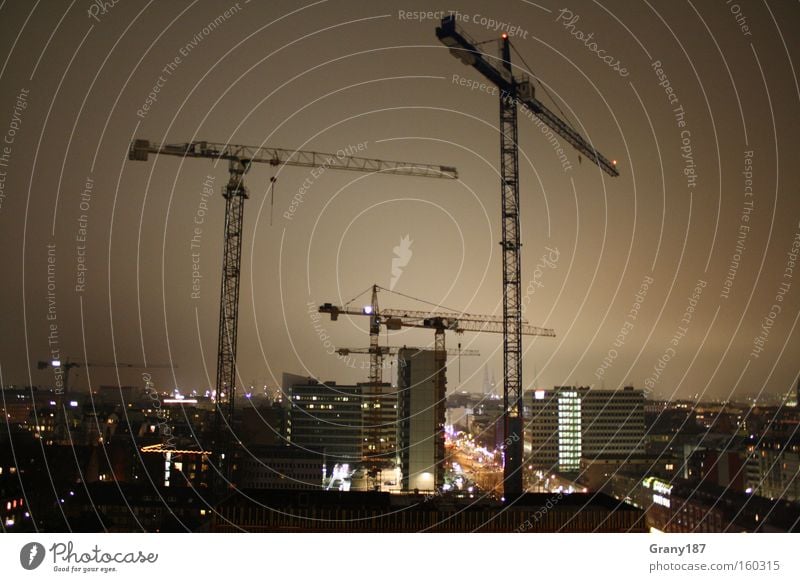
[0,0,798,402]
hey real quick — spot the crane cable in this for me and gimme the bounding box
[269,176,277,226]
[375,285,468,315]
[344,284,470,317]
[509,41,578,135]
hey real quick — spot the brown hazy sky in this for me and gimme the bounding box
[0,0,798,402]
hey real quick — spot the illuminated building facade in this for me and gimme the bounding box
[358,381,398,464]
[288,380,363,472]
[630,475,800,532]
[528,386,645,473]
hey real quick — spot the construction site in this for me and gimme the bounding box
[2,2,799,547]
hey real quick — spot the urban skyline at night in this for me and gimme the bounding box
[1,0,799,553]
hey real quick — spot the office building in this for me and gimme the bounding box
[359,381,398,464]
[581,387,646,457]
[288,379,363,473]
[528,386,646,473]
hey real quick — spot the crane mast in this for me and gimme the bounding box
[436,15,619,498]
[215,159,248,466]
[498,35,525,501]
[130,140,457,488]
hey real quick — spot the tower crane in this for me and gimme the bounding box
[335,346,480,358]
[319,284,555,487]
[436,16,620,497]
[129,139,458,484]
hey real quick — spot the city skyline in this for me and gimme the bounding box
[1,0,799,540]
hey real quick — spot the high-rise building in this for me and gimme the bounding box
[528,386,645,473]
[358,382,398,464]
[397,348,444,491]
[288,379,362,473]
[581,387,646,457]
[528,387,579,471]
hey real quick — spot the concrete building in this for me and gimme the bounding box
[237,445,322,490]
[528,386,646,473]
[581,387,646,457]
[358,381,398,464]
[528,387,580,472]
[287,379,363,473]
[397,348,443,492]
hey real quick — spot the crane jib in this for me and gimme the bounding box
[129,139,458,179]
[436,16,619,178]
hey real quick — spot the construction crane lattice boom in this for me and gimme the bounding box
[436,15,619,498]
[130,139,457,488]
[130,140,459,179]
